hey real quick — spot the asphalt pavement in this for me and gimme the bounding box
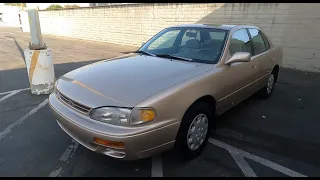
[1,27,320,177]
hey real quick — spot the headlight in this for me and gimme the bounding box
[90,107,131,126]
[90,107,156,126]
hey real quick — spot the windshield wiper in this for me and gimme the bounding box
[135,50,156,57]
[155,54,194,62]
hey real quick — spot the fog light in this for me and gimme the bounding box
[93,137,124,149]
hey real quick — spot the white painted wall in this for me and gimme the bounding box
[26,3,90,10]
[20,11,29,32]
[0,5,21,27]
[38,3,320,72]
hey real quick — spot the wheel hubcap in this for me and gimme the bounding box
[267,74,275,94]
[187,113,208,151]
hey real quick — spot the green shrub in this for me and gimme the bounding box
[46,4,63,10]
[64,5,80,9]
[4,3,26,7]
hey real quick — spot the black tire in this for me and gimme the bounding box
[258,70,277,99]
[174,101,213,160]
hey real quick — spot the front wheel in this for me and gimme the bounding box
[175,101,212,160]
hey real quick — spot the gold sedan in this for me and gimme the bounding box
[49,24,283,160]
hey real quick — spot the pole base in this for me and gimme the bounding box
[29,42,47,50]
[24,48,55,95]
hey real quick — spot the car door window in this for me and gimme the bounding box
[229,29,253,56]
[260,32,270,50]
[248,29,268,55]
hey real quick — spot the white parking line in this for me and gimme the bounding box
[0,99,49,140]
[49,139,79,177]
[49,167,62,177]
[208,138,307,177]
[212,133,257,177]
[229,149,257,177]
[0,88,30,96]
[59,139,79,162]
[238,148,307,177]
[0,90,20,103]
[151,154,163,177]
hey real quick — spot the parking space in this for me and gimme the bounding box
[1,69,319,177]
[1,27,320,177]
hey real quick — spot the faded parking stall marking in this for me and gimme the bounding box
[0,90,20,103]
[151,154,163,177]
[49,139,79,177]
[0,88,31,103]
[0,99,48,140]
[0,88,30,96]
[228,147,257,177]
[208,138,307,177]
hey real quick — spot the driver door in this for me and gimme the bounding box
[217,28,259,113]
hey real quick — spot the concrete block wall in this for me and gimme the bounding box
[39,3,320,72]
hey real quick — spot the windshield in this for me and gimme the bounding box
[138,27,229,64]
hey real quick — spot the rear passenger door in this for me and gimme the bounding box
[247,28,274,84]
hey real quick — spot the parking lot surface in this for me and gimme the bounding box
[1,27,320,177]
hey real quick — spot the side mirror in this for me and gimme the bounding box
[141,42,145,46]
[225,52,251,65]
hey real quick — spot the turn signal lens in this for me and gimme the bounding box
[94,137,124,149]
[130,108,157,125]
[140,109,156,122]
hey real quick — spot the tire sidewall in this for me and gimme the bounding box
[259,72,276,99]
[267,73,275,95]
[175,102,213,160]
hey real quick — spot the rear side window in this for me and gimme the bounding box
[229,29,253,56]
[248,29,269,55]
[261,32,270,49]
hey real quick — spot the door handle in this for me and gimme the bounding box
[252,65,257,68]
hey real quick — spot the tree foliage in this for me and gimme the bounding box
[64,5,80,9]
[46,4,63,10]
[4,3,26,7]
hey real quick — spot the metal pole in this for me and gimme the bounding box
[27,8,46,50]
[24,7,55,95]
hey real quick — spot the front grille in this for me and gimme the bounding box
[57,91,91,114]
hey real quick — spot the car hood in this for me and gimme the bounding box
[56,53,212,108]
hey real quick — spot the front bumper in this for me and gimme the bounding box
[48,93,180,160]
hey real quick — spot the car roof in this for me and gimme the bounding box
[169,24,258,31]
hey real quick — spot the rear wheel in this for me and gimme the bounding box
[258,70,277,99]
[175,101,212,160]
